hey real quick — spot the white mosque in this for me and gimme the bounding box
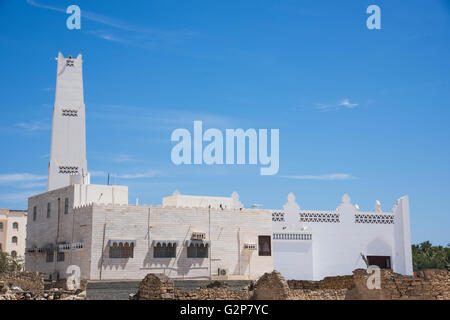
[24,53,413,281]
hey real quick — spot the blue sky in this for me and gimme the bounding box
[0,0,449,245]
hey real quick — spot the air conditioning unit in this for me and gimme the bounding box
[218,268,229,277]
[191,232,206,241]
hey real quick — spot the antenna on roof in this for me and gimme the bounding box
[107,173,110,186]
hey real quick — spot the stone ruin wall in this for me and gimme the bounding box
[2,268,448,300]
[0,271,44,294]
[133,269,450,300]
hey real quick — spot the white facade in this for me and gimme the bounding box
[0,209,27,258]
[272,193,413,280]
[47,53,87,191]
[25,187,273,281]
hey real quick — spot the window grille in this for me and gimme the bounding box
[57,252,65,262]
[64,198,69,214]
[62,109,78,117]
[154,243,177,258]
[59,166,79,174]
[272,211,285,222]
[46,251,54,263]
[355,214,394,224]
[300,212,340,223]
[187,245,208,258]
[109,243,134,259]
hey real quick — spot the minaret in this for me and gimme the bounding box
[47,52,88,191]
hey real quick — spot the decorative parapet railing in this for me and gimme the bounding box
[300,211,340,223]
[71,242,85,250]
[26,241,85,254]
[355,213,394,224]
[272,211,285,222]
[272,211,340,223]
[273,233,312,241]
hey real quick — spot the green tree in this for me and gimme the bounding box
[411,241,450,271]
[0,252,24,273]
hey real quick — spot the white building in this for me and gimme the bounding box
[25,53,413,282]
[0,209,27,258]
[272,193,413,280]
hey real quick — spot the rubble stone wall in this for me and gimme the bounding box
[0,271,44,294]
[132,269,449,300]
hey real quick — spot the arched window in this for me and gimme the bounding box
[11,250,17,258]
[13,222,19,230]
[12,236,18,244]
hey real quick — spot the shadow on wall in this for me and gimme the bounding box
[97,246,129,271]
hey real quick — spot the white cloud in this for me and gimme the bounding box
[15,121,50,131]
[19,182,47,189]
[316,99,359,111]
[112,154,135,163]
[0,190,44,204]
[117,171,158,179]
[280,173,354,181]
[0,173,47,184]
[338,99,358,108]
[90,170,159,179]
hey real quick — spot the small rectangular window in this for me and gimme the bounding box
[258,235,272,256]
[33,206,37,221]
[47,203,51,218]
[154,245,177,258]
[46,251,54,263]
[367,256,391,269]
[0,222,3,230]
[64,198,69,214]
[57,252,65,262]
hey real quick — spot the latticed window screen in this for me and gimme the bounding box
[153,244,177,258]
[258,235,271,256]
[109,244,134,258]
[59,166,79,174]
[62,109,78,117]
[272,211,285,222]
[355,214,394,224]
[66,59,74,67]
[187,245,208,258]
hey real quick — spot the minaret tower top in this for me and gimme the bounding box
[47,52,88,191]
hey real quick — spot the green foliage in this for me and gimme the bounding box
[411,241,450,272]
[0,252,24,273]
